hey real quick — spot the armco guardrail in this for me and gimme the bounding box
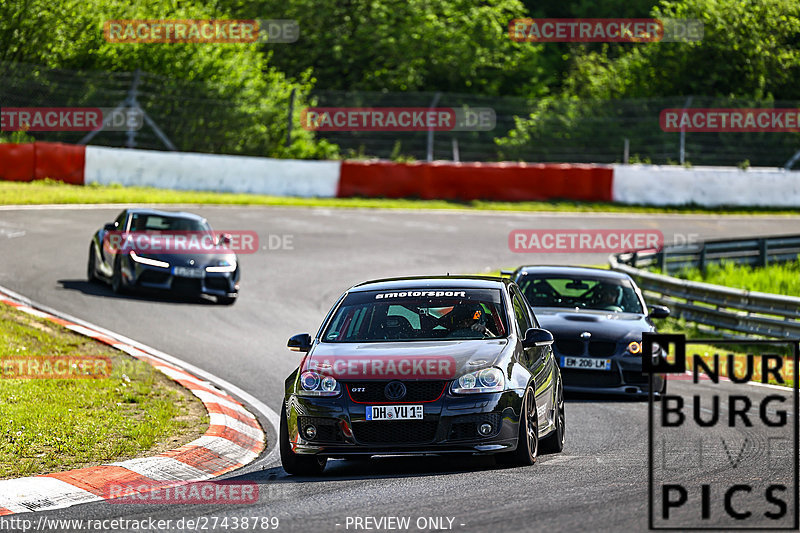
[610,235,800,339]
[618,234,800,274]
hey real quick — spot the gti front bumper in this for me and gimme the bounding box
[285,389,525,457]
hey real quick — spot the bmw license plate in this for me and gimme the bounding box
[173,266,205,278]
[366,405,423,421]
[561,356,611,371]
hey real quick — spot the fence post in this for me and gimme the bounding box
[698,246,706,273]
[623,138,629,164]
[426,92,442,162]
[758,239,768,267]
[285,88,296,147]
[657,249,667,274]
[679,95,693,164]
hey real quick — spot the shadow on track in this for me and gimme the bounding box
[230,447,572,486]
[57,279,217,306]
[565,391,651,403]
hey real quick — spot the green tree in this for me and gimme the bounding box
[255,0,553,96]
[0,0,336,158]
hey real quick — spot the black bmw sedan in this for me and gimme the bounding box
[87,208,240,304]
[507,266,670,397]
[280,276,565,475]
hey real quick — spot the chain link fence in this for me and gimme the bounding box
[2,61,800,167]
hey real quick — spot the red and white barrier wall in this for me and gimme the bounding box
[2,142,799,206]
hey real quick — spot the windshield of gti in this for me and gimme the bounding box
[518,276,644,314]
[322,289,508,342]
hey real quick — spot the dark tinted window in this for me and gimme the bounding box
[518,275,643,314]
[323,288,508,342]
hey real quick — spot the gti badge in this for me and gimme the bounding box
[384,381,407,401]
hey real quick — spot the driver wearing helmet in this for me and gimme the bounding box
[596,284,623,312]
[446,303,494,338]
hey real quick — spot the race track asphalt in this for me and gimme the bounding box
[0,205,796,532]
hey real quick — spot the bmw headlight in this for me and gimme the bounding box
[626,341,642,355]
[298,371,340,396]
[451,367,505,394]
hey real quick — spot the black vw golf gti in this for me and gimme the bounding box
[507,266,670,397]
[280,276,565,475]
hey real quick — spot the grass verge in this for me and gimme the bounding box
[3,180,800,215]
[0,301,208,479]
[661,260,800,297]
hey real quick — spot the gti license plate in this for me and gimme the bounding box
[561,356,611,371]
[366,405,423,421]
[173,266,205,278]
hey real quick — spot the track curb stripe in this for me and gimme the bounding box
[0,289,266,515]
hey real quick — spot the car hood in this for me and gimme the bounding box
[535,308,654,342]
[303,339,510,380]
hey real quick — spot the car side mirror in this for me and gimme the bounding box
[287,333,312,353]
[522,328,554,348]
[648,305,670,319]
[103,223,116,232]
[217,233,232,246]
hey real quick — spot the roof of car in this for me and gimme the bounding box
[514,265,633,281]
[124,208,205,221]
[350,276,511,292]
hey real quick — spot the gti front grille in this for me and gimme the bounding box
[347,381,446,403]
[352,420,438,444]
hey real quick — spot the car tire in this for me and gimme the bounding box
[540,381,565,454]
[111,256,126,294]
[280,404,327,476]
[497,386,538,467]
[87,245,99,284]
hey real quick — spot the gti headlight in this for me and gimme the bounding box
[298,371,340,396]
[451,367,505,394]
[129,250,169,268]
[206,260,236,273]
